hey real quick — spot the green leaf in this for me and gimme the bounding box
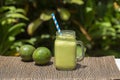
[40,11,52,21]
[100,22,111,27]
[117,29,120,33]
[15,9,26,14]
[8,23,26,36]
[86,7,93,13]
[57,8,71,21]
[1,18,17,25]
[27,18,43,35]
[63,0,84,5]
[23,38,37,45]
[0,6,16,12]
[9,36,15,41]
[6,13,28,20]
[114,25,120,29]
[8,23,26,32]
[10,28,25,37]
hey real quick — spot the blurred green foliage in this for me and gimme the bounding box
[0,0,120,57]
[0,6,28,55]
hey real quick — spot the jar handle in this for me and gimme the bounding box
[76,41,85,61]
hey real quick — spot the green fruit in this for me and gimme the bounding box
[77,46,86,58]
[58,8,71,21]
[19,45,35,61]
[32,47,52,65]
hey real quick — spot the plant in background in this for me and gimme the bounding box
[0,6,28,55]
[25,0,85,55]
[27,0,84,35]
[13,0,120,57]
[1,0,120,57]
[82,0,120,57]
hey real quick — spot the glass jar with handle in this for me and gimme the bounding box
[54,30,85,70]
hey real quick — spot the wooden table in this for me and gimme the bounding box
[0,56,120,80]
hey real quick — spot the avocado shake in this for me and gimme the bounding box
[54,30,85,70]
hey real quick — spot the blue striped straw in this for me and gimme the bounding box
[51,13,62,34]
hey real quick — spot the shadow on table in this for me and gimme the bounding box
[21,59,34,62]
[76,63,87,70]
[56,63,87,71]
[35,61,53,66]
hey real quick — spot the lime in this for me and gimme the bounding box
[32,47,52,65]
[19,45,35,61]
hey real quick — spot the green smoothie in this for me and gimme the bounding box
[54,33,77,70]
